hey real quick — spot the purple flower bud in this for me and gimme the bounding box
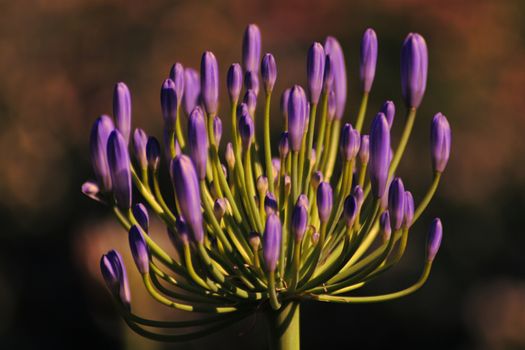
[401,33,428,108]
[257,175,269,195]
[187,106,208,180]
[369,113,391,198]
[160,79,178,131]
[244,71,260,97]
[261,53,277,95]
[213,198,227,221]
[431,113,451,173]
[380,101,395,128]
[225,142,235,169]
[107,130,132,209]
[242,24,261,73]
[317,182,333,223]
[272,158,281,182]
[238,110,254,150]
[343,195,358,227]
[90,115,114,192]
[146,136,161,171]
[297,194,309,209]
[100,250,131,307]
[243,89,257,116]
[183,68,200,116]
[129,225,149,275]
[227,63,243,104]
[264,192,278,215]
[279,132,290,157]
[380,177,393,210]
[427,218,443,261]
[171,155,204,243]
[307,42,325,104]
[292,202,308,241]
[287,85,307,152]
[133,128,148,170]
[81,181,103,202]
[133,203,149,232]
[340,123,361,161]
[169,63,185,102]
[201,51,219,115]
[388,178,405,230]
[263,213,281,272]
[323,54,334,92]
[353,185,364,207]
[327,90,336,121]
[113,82,132,144]
[324,36,347,120]
[380,211,392,243]
[360,28,378,93]
[358,134,370,166]
[281,88,291,120]
[403,191,415,229]
[311,171,323,189]
[213,116,223,147]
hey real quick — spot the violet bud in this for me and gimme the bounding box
[169,62,185,101]
[359,134,370,166]
[343,195,358,228]
[257,175,269,195]
[263,213,281,272]
[90,115,114,192]
[324,36,347,120]
[369,113,391,198]
[242,24,261,73]
[113,82,132,144]
[311,171,323,189]
[272,158,281,180]
[279,132,290,158]
[213,115,223,147]
[238,110,254,150]
[327,90,336,121]
[401,33,428,109]
[380,101,395,128]
[307,42,325,104]
[388,177,405,230]
[353,185,364,208]
[323,54,334,92]
[380,177,393,210]
[360,28,378,93]
[227,63,243,104]
[129,225,149,275]
[297,194,309,209]
[160,78,178,132]
[317,182,333,223]
[403,191,415,229]
[133,203,149,233]
[183,68,200,116]
[380,211,392,243]
[171,155,204,243]
[146,137,161,171]
[287,85,307,152]
[340,123,361,161]
[261,53,277,95]
[213,198,228,221]
[100,250,131,308]
[187,106,208,180]
[244,71,260,96]
[133,128,148,170]
[201,51,219,115]
[107,130,132,209]
[281,88,291,120]
[291,202,308,241]
[427,218,443,261]
[431,113,451,173]
[225,142,235,170]
[81,181,103,203]
[264,192,278,215]
[243,89,257,117]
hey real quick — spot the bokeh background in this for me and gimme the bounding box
[1,0,525,349]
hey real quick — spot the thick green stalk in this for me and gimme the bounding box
[266,302,300,350]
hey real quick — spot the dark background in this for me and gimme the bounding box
[1,0,525,349]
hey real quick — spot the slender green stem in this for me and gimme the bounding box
[388,107,417,178]
[413,172,441,222]
[264,93,275,193]
[354,92,369,133]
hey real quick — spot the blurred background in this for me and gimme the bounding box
[1,0,525,349]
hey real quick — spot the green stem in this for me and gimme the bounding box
[264,93,275,193]
[266,302,300,350]
[354,92,369,133]
[388,107,417,179]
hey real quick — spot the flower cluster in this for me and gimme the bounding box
[83,24,451,343]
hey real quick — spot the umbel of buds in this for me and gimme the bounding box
[82,23,450,349]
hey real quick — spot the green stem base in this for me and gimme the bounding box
[266,302,300,350]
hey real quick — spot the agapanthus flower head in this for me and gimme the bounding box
[133,203,149,233]
[129,225,150,275]
[169,62,185,100]
[201,51,219,115]
[227,63,243,104]
[380,100,395,128]
[401,33,428,109]
[431,113,451,173]
[242,24,261,73]
[160,79,178,131]
[183,68,200,116]
[427,218,443,261]
[187,106,208,180]
[324,36,347,119]
[113,82,132,144]
[360,28,378,93]
[369,113,391,198]
[261,53,277,95]
[263,213,281,272]
[107,130,132,209]
[307,42,325,104]
[133,128,148,170]
[90,115,115,192]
